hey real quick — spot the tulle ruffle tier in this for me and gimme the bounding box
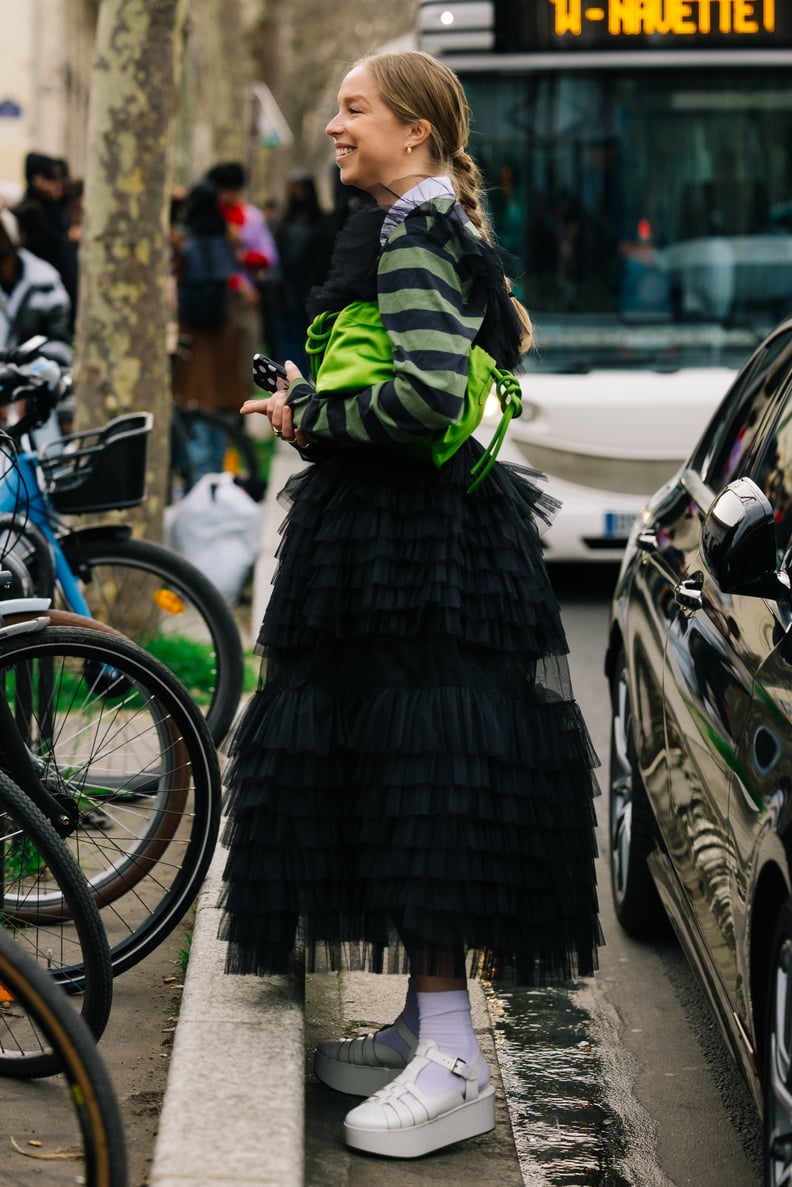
[218,440,602,984]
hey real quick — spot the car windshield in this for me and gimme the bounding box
[465,67,792,373]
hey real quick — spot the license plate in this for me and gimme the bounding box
[604,511,637,539]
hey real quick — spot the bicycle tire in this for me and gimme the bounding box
[0,544,35,597]
[0,930,127,1183]
[0,516,55,598]
[2,611,191,908]
[57,532,245,744]
[0,769,113,1072]
[0,623,222,979]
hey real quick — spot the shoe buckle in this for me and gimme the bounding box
[450,1056,480,1086]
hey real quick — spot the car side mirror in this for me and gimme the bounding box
[701,477,789,599]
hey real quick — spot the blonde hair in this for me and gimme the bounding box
[359,50,532,353]
[359,50,490,238]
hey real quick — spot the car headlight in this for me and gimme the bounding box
[482,393,537,421]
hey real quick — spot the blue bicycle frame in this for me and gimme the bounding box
[0,439,97,611]
[0,422,145,612]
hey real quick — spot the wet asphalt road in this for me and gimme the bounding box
[493,563,763,1187]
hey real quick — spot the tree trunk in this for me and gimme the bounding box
[74,0,189,543]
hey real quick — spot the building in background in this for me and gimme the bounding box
[0,0,418,211]
[0,0,95,197]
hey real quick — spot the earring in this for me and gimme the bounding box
[406,145,412,155]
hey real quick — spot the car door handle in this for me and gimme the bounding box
[674,573,704,610]
[636,530,658,553]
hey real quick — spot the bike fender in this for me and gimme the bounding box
[59,523,133,550]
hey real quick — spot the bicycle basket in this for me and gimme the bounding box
[39,412,153,513]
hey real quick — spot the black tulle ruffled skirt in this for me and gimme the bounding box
[218,439,602,984]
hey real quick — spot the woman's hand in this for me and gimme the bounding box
[240,360,309,448]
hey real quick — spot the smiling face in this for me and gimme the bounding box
[326,64,428,200]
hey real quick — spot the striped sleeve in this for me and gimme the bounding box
[286,205,484,447]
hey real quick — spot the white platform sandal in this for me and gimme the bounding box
[314,1013,418,1096]
[343,1038,495,1158]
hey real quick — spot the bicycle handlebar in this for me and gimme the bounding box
[0,335,52,365]
[0,363,49,397]
[0,356,66,439]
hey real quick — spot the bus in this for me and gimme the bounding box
[419,0,792,559]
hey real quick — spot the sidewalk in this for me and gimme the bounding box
[149,830,525,1186]
[149,442,526,1185]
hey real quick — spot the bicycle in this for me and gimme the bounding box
[0,759,114,1063]
[171,401,265,502]
[0,930,127,1184]
[0,339,245,744]
[169,330,268,503]
[0,595,223,981]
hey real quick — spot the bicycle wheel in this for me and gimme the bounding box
[171,405,262,500]
[0,931,127,1183]
[57,532,245,744]
[0,769,113,1071]
[0,623,222,979]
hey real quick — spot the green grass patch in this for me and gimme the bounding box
[3,837,46,881]
[3,663,147,716]
[143,635,218,706]
[243,651,258,693]
[174,930,192,975]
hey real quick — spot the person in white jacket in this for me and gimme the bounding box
[0,207,73,356]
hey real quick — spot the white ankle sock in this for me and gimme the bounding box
[374,976,418,1062]
[414,989,488,1096]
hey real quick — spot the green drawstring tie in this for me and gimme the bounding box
[305,311,339,381]
[467,369,523,493]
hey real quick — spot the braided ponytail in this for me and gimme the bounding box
[362,50,533,354]
[449,148,491,240]
[451,149,533,353]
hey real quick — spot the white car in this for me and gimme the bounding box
[481,352,740,563]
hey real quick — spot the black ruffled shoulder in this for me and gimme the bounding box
[306,202,386,318]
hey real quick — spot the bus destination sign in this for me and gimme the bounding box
[495,1,792,52]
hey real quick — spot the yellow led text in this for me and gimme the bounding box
[550,0,776,36]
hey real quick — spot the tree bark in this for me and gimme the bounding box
[74,0,189,541]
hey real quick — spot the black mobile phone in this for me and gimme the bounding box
[252,354,288,393]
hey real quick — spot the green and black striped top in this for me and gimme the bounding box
[286,194,492,449]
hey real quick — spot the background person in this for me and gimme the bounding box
[0,206,72,432]
[16,152,77,328]
[206,161,279,381]
[270,171,328,370]
[0,207,72,353]
[171,179,242,479]
[219,49,601,1160]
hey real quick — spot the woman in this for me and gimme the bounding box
[219,50,601,1159]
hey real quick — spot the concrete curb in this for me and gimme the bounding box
[150,442,307,1186]
[149,841,305,1187]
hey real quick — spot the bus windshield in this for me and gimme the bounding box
[464,67,792,373]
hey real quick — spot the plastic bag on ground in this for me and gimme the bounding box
[165,471,261,605]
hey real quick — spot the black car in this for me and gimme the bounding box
[605,316,792,1186]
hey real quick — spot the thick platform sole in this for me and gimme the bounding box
[344,1085,496,1158]
[314,1049,403,1097]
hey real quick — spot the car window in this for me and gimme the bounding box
[696,328,792,494]
[752,401,792,559]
